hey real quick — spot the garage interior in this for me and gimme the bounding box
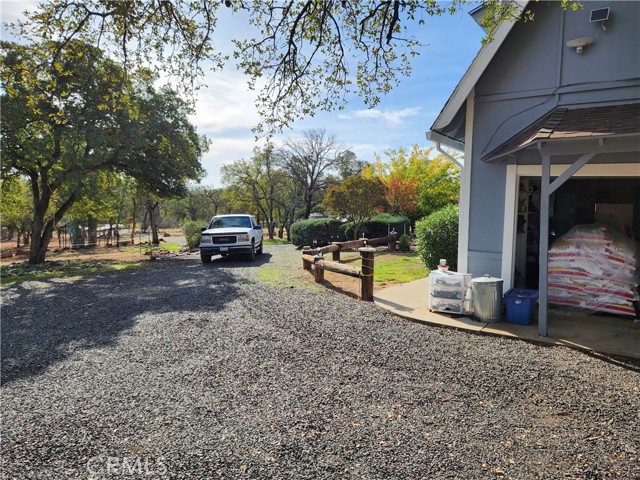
[515,175,640,323]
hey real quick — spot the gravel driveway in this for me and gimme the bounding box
[2,245,639,479]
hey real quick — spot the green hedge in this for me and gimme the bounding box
[370,213,411,236]
[415,204,459,271]
[340,213,410,240]
[181,220,208,250]
[289,218,345,247]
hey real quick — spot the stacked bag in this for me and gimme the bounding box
[548,224,639,316]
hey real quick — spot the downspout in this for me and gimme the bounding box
[435,142,464,170]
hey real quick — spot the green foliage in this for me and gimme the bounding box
[324,175,386,240]
[221,144,284,238]
[0,179,32,242]
[415,204,459,272]
[339,222,365,240]
[14,1,579,136]
[181,220,207,250]
[1,40,206,263]
[164,186,229,223]
[340,213,410,240]
[364,146,460,223]
[398,234,411,253]
[370,213,411,236]
[289,218,344,247]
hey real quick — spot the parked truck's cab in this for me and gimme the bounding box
[199,214,263,264]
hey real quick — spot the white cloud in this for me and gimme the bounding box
[199,136,270,187]
[189,70,261,133]
[347,107,422,125]
[0,1,38,23]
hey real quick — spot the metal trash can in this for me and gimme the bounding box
[471,275,504,322]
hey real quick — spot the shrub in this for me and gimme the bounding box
[182,220,207,250]
[340,222,368,240]
[370,213,411,237]
[341,213,411,240]
[415,204,459,271]
[398,234,411,252]
[289,218,344,247]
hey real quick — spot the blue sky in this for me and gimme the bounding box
[1,1,485,186]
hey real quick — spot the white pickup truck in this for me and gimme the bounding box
[199,214,264,263]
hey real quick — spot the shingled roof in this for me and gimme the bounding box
[483,103,640,161]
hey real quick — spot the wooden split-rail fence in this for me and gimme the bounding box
[301,234,397,301]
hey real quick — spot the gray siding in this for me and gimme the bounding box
[475,1,640,157]
[464,1,640,278]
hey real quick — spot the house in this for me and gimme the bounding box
[427,1,640,335]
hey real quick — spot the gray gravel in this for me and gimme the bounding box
[2,245,639,479]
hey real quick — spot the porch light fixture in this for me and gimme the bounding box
[566,36,594,53]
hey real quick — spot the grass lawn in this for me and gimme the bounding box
[263,238,290,245]
[159,243,181,251]
[338,251,427,284]
[373,252,428,283]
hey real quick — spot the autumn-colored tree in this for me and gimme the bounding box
[385,176,419,215]
[364,145,460,222]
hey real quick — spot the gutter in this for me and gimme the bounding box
[425,130,464,169]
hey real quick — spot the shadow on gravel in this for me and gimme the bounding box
[202,252,273,267]
[580,349,640,373]
[1,259,241,385]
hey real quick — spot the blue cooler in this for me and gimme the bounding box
[504,289,539,325]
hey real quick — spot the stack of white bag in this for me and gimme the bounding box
[548,224,639,316]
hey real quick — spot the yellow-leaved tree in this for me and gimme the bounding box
[363,145,460,223]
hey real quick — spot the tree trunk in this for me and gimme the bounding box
[29,219,55,264]
[303,199,312,219]
[29,196,49,264]
[130,197,138,245]
[87,215,98,246]
[28,183,79,264]
[146,199,160,245]
[107,220,113,246]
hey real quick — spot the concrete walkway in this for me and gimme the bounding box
[374,278,640,360]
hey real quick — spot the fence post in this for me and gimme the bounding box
[302,247,313,270]
[359,247,376,301]
[332,243,341,261]
[314,259,325,283]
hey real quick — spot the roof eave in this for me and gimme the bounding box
[425,130,465,152]
[430,1,529,134]
[485,132,640,162]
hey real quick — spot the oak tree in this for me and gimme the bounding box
[1,41,206,263]
[10,1,564,135]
